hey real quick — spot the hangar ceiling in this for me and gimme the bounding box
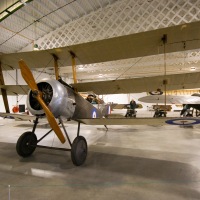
[1,0,200,83]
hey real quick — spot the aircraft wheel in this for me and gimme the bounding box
[196,109,200,117]
[71,136,87,166]
[16,132,37,157]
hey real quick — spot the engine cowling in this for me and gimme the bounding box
[27,78,76,119]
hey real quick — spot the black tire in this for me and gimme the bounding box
[16,132,37,157]
[71,136,87,166]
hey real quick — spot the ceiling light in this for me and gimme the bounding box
[33,43,39,51]
[190,67,196,71]
[98,74,103,77]
[0,11,9,20]
[20,0,28,5]
[7,2,23,12]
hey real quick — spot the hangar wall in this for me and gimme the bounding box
[103,93,149,110]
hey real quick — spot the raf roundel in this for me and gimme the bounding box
[92,110,97,118]
[165,118,200,125]
[108,105,111,114]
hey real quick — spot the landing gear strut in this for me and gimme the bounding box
[16,117,88,166]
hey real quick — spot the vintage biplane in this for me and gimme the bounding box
[1,22,200,165]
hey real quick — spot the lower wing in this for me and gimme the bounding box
[77,117,200,126]
[0,112,35,121]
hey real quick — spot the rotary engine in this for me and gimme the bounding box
[27,78,76,119]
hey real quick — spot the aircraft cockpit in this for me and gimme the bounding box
[80,92,104,104]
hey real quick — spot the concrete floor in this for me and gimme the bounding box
[0,114,200,200]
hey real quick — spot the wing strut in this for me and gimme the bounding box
[70,51,77,84]
[162,34,168,111]
[52,54,59,80]
[0,61,10,113]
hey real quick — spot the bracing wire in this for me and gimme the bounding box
[0,0,77,47]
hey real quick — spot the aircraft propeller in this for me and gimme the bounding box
[19,60,66,144]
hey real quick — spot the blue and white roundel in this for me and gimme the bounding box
[107,105,111,115]
[92,110,97,118]
[166,118,200,125]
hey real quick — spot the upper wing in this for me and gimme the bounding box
[0,85,29,95]
[1,71,200,95]
[72,72,200,94]
[138,95,200,104]
[1,21,200,70]
[2,73,200,96]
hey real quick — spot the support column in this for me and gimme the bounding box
[162,34,167,111]
[0,62,10,113]
[16,69,18,105]
[53,54,59,80]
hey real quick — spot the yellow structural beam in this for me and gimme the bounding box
[0,62,10,113]
[52,54,59,80]
[70,51,77,84]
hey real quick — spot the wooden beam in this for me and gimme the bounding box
[52,54,59,80]
[70,51,77,84]
[0,62,10,113]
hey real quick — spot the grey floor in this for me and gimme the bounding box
[0,114,200,200]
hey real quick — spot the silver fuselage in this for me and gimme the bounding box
[27,78,103,119]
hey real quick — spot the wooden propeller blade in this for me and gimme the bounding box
[36,95,66,144]
[19,60,38,91]
[18,60,66,144]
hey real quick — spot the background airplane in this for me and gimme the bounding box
[139,93,200,117]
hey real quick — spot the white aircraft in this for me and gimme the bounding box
[139,93,200,117]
